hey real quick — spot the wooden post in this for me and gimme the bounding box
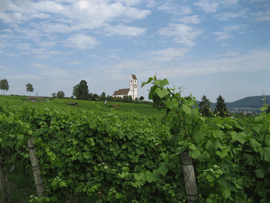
[180,150,199,202]
[27,136,47,199]
[0,160,9,203]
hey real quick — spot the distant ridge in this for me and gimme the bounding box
[146,95,270,114]
[192,95,270,113]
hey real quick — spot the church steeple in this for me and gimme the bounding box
[129,74,138,100]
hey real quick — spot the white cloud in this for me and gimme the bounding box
[156,23,204,46]
[124,7,151,19]
[158,3,193,16]
[173,15,201,24]
[36,41,57,48]
[40,68,72,78]
[5,53,19,57]
[31,48,48,55]
[146,0,158,8]
[63,34,99,50]
[211,32,232,41]
[16,43,32,50]
[34,55,51,60]
[213,51,241,58]
[222,24,242,32]
[31,13,51,19]
[1,28,13,33]
[31,62,52,69]
[193,0,220,13]
[213,10,248,21]
[147,48,191,62]
[68,61,82,65]
[103,24,147,36]
[7,73,43,80]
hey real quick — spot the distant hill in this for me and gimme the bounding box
[192,95,270,113]
[146,95,270,114]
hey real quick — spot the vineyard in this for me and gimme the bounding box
[0,91,269,203]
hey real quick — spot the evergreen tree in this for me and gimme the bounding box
[198,95,212,118]
[76,80,89,100]
[100,92,106,101]
[214,95,229,118]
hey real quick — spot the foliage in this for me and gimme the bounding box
[0,79,9,95]
[72,84,80,99]
[56,91,65,98]
[141,75,270,203]
[0,91,270,202]
[99,92,106,101]
[139,96,144,101]
[198,95,213,118]
[91,93,99,101]
[214,95,229,118]
[25,83,34,96]
[262,92,270,115]
[75,80,89,100]
[51,92,56,98]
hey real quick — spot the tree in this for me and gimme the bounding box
[51,93,56,98]
[75,80,89,100]
[214,95,229,118]
[100,92,106,101]
[92,93,99,101]
[72,84,80,99]
[57,91,65,98]
[0,79,9,95]
[128,95,133,103]
[123,96,128,103]
[87,92,93,100]
[26,83,34,96]
[198,95,213,118]
[139,96,144,101]
[262,91,270,115]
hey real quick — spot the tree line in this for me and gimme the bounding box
[0,79,146,103]
[1,78,269,117]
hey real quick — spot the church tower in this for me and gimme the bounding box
[129,74,138,100]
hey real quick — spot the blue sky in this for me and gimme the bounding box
[0,0,270,103]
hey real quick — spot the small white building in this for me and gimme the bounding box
[113,74,138,100]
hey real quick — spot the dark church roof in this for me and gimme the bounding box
[131,74,137,80]
[113,88,130,96]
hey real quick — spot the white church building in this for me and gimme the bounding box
[113,74,138,100]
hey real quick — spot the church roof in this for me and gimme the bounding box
[131,74,137,80]
[113,88,130,96]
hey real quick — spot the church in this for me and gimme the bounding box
[112,74,138,100]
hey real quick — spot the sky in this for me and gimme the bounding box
[0,0,270,103]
